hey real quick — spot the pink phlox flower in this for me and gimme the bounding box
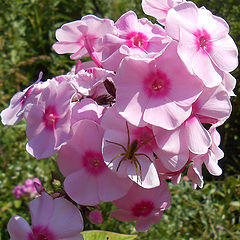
[101,10,170,71]
[101,106,160,189]
[52,15,117,67]
[115,41,203,129]
[57,120,132,206]
[111,180,171,232]
[142,0,185,25]
[165,2,238,87]
[7,192,84,240]
[25,80,75,159]
[1,72,43,126]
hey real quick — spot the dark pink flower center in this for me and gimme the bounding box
[82,151,106,175]
[42,106,59,130]
[194,29,212,53]
[131,200,154,217]
[143,70,170,98]
[28,226,56,240]
[132,126,156,153]
[125,32,149,49]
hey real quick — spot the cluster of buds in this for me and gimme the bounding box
[2,0,238,237]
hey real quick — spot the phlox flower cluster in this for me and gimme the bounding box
[12,178,42,199]
[2,0,238,235]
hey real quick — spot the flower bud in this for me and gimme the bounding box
[88,210,103,224]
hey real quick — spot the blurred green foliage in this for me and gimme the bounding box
[0,0,239,239]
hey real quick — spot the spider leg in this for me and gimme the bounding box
[126,121,131,150]
[107,153,126,167]
[132,159,140,184]
[134,156,143,182]
[116,155,127,172]
[105,140,127,152]
[135,153,153,163]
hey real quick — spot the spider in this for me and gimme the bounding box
[106,121,153,183]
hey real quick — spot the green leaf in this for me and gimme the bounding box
[81,230,137,240]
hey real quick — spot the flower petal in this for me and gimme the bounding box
[7,215,32,240]
[185,116,211,154]
[48,198,83,238]
[29,192,54,228]
[64,170,101,206]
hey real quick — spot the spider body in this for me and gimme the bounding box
[105,122,153,183]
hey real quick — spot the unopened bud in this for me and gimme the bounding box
[88,210,103,224]
[104,79,116,98]
[34,182,45,195]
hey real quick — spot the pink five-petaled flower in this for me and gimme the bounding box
[165,2,238,87]
[115,41,203,129]
[101,10,169,71]
[101,106,160,189]
[7,192,84,240]
[142,0,185,25]
[57,120,132,206]
[52,15,116,67]
[25,80,75,159]
[111,180,171,232]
